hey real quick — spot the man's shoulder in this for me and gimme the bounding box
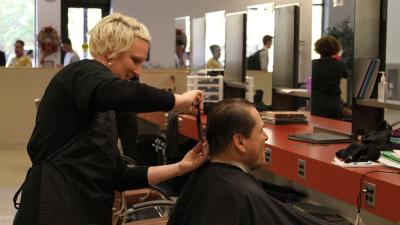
[22,55,32,62]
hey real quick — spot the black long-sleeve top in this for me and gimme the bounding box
[27,60,174,189]
[312,57,349,97]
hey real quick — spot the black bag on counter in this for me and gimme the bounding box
[336,120,392,162]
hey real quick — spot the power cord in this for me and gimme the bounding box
[355,170,400,225]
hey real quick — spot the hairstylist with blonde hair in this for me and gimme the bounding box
[13,13,208,225]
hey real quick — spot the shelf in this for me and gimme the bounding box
[274,87,310,98]
[187,84,221,87]
[355,99,400,110]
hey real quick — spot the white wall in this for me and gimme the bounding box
[36,0,61,66]
[111,0,312,79]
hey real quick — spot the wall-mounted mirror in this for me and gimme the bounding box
[175,16,191,69]
[191,17,206,71]
[225,12,246,83]
[205,10,225,69]
[273,4,299,88]
[246,3,275,72]
[310,0,354,120]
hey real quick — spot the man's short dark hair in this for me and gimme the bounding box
[206,98,256,157]
[16,40,24,47]
[209,45,220,54]
[62,38,72,45]
[262,35,273,45]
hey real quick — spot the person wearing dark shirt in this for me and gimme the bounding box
[13,13,208,225]
[311,36,350,119]
[0,49,5,66]
[167,98,329,225]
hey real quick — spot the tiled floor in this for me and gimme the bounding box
[0,148,30,225]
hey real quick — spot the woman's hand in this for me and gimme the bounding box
[178,140,209,175]
[173,90,204,114]
[147,140,209,185]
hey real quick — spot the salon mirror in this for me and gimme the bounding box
[175,16,191,69]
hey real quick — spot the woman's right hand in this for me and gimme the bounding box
[173,90,204,114]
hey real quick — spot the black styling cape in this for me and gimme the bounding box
[167,162,330,225]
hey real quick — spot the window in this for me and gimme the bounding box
[0,0,35,66]
[67,8,102,59]
[61,0,110,60]
[311,0,324,60]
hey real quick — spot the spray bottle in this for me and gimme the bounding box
[377,71,387,102]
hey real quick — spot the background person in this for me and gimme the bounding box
[311,35,350,119]
[13,13,208,225]
[206,44,222,69]
[175,28,187,68]
[8,40,32,67]
[247,35,273,71]
[61,38,80,66]
[259,34,273,71]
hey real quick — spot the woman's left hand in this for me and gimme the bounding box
[178,140,209,175]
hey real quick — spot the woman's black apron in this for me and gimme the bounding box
[14,111,119,225]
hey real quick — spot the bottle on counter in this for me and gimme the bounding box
[377,71,387,102]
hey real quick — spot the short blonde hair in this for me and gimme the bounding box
[88,13,151,59]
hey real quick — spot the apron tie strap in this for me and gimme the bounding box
[13,167,32,209]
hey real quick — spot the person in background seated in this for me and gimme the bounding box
[8,40,32,67]
[206,44,222,69]
[311,36,350,119]
[0,49,5,66]
[167,98,330,225]
[61,38,80,66]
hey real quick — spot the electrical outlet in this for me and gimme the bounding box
[265,148,272,165]
[364,181,376,207]
[298,159,306,179]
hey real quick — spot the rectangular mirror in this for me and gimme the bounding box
[205,10,226,69]
[225,12,246,83]
[191,17,206,71]
[246,3,275,72]
[175,16,190,69]
[273,4,299,88]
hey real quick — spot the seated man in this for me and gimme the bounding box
[167,98,329,225]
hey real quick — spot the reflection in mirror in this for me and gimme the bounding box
[310,0,354,120]
[175,16,191,69]
[246,3,275,72]
[205,11,225,69]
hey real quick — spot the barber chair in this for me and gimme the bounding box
[112,156,175,225]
